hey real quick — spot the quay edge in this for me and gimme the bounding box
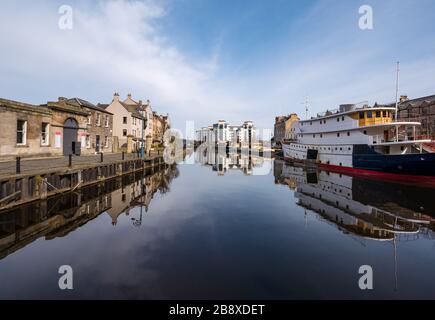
[0,156,166,212]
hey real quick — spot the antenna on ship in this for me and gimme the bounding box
[395,61,400,142]
[301,96,309,119]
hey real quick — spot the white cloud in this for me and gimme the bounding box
[0,0,434,133]
[0,0,250,131]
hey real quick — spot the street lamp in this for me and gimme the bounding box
[141,100,149,159]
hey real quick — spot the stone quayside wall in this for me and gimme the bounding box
[0,157,165,211]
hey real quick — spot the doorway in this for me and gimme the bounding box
[63,118,79,155]
[96,135,100,153]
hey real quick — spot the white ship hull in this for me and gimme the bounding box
[282,142,353,167]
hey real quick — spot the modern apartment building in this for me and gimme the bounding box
[196,120,257,147]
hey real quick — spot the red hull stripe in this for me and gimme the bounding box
[283,157,435,187]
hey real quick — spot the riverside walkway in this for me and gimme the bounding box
[0,152,161,178]
[0,151,167,210]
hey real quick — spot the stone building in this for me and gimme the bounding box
[103,93,147,153]
[43,97,113,155]
[274,113,299,146]
[152,112,170,145]
[397,95,435,139]
[0,98,56,160]
[0,96,113,160]
[103,93,170,153]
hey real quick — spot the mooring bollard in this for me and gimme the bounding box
[69,154,72,167]
[100,152,104,163]
[16,157,21,174]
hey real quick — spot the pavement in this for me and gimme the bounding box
[0,152,159,178]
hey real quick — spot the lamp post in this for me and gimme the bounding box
[141,101,148,159]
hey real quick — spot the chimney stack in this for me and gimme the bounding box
[400,95,409,103]
[113,92,120,102]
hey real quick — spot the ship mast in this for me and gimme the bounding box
[302,96,309,120]
[395,61,400,142]
[393,233,398,291]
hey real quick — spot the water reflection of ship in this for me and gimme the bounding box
[0,164,179,260]
[274,160,435,241]
[195,146,266,176]
[275,160,435,290]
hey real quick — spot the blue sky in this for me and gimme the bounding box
[1,0,435,134]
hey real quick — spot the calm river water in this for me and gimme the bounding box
[1,151,435,299]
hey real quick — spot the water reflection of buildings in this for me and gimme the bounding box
[195,147,265,176]
[274,160,435,241]
[0,164,179,260]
